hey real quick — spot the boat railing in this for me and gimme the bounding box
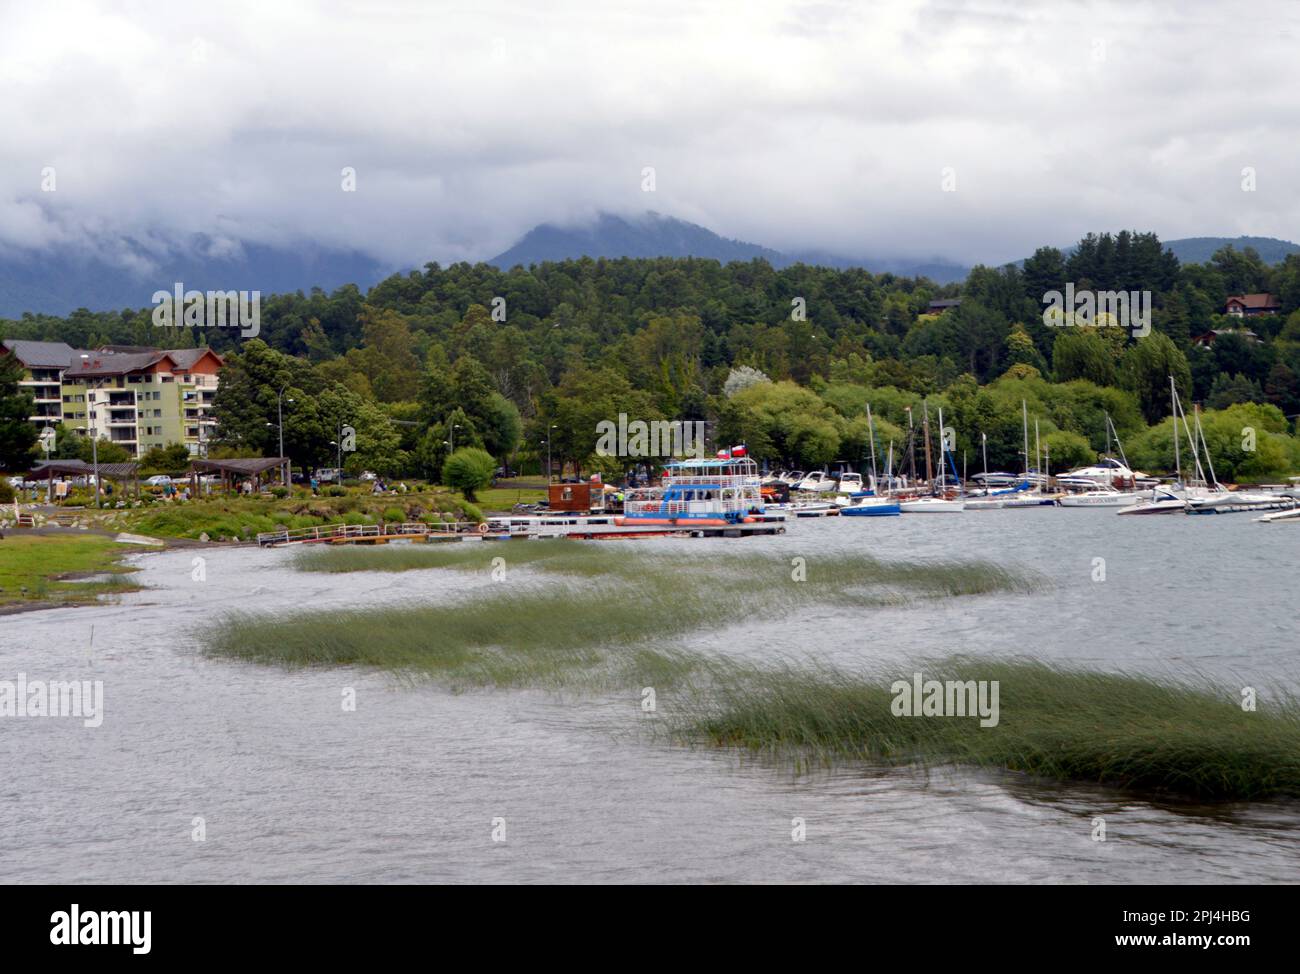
[661,474,761,487]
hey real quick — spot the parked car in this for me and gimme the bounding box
[358,471,377,482]
[315,468,343,483]
[144,475,173,487]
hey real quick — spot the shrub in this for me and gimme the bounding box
[455,499,484,523]
[443,448,495,502]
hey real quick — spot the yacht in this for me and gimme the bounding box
[796,471,837,493]
[836,472,864,493]
[1058,457,1158,491]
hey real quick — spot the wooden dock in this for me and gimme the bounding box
[256,522,482,547]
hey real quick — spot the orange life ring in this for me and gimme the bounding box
[477,522,489,535]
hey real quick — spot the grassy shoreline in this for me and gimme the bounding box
[0,533,151,608]
[19,484,545,543]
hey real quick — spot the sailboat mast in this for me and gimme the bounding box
[922,401,934,487]
[1021,399,1030,481]
[1034,418,1041,490]
[1108,412,1133,475]
[866,403,879,489]
[1195,404,1219,487]
[1173,380,1205,485]
[1169,376,1181,484]
[936,406,947,491]
[905,406,915,484]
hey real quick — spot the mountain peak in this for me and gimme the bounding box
[487,210,972,281]
[488,211,785,268]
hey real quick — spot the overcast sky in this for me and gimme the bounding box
[2,0,1298,274]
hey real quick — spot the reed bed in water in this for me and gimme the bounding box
[290,540,616,576]
[210,548,1040,687]
[671,658,1300,799]
[204,548,1297,797]
[290,540,1035,598]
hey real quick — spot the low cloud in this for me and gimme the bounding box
[0,0,1294,273]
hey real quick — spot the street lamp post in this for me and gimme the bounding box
[448,422,462,454]
[275,385,294,485]
[546,425,557,482]
[78,354,101,508]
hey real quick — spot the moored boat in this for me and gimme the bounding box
[1058,487,1140,508]
[840,496,901,516]
[621,456,765,527]
[899,497,966,513]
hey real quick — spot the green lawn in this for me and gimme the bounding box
[0,533,150,606]
[468,486,546,510]
[112,485,545,540]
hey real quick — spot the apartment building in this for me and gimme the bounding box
[2,340,223,458]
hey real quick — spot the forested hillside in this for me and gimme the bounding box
[5,231,1300,481]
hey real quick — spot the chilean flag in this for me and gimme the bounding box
[716,448,731,459]
[731,444,747,457]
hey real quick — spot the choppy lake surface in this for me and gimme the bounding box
[2,510,1298,883]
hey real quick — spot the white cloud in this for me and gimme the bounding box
[0,0,1296,273]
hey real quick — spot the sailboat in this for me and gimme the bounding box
[964,432,1006,509]
[1184,406,1293,513]
[1119,378,1221,515]
[899,404,965,512]
[840,403,901,516]
[971,401,1055,508]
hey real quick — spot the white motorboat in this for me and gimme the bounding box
[797,471,837,492]
[1058,487,1140,508]
[1187,489,1297,514]
[1057,458,1158,491]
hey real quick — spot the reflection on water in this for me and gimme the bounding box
[1,510,1297,883]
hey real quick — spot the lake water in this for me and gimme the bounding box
[2,510,1298,883]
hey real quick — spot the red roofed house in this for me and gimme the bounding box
[1224,293,1280,317]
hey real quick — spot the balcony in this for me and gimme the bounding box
[23,384,61,402]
